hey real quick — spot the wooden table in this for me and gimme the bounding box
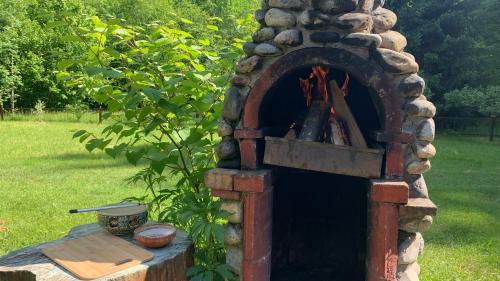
[0,224,193,281]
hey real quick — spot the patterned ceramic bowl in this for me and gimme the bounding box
[97,204,148,235]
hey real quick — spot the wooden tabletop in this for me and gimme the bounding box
[0,224,193,281]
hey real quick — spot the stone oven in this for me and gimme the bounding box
[205,1,437,281]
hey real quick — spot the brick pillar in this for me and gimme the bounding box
[367,180,409,281]
[242,185,273,281]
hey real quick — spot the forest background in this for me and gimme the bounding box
[0,0,499,117]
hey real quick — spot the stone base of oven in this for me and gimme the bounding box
[206,169,436,281]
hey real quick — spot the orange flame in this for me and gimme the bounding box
[341,73,350,96]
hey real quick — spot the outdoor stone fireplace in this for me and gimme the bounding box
[205,1,437,280]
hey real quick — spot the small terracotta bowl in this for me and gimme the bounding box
[134,223,177,248]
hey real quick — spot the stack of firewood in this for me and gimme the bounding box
[289,65,367,149]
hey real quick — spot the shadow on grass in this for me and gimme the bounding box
[48,152,123,161]
[427,191,498,246]
[36,152,132,170]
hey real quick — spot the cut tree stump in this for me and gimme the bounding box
[0,224,193,281]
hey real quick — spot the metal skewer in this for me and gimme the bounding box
[69,203,141,214]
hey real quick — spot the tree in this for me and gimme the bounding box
[386,0,500,104]
[444,86,500,140]
[0,41,22,113]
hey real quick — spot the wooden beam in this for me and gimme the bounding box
[330,80,368,148]
[264,137,383,178]
[399,198,438,217]
[370,180,409,204]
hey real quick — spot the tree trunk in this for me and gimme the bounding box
[98,106,103,124]
[10,53,15,113]
[490,116,497,142]
[0,102,4,121]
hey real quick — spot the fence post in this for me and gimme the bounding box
[490,116,497,142]
[0,103,4,121]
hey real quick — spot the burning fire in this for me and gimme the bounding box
[298,65,352,145]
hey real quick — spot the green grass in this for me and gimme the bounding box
[0,121,145,255]
[420,134,500,281]
[0,121,499,281]
[3,111,102,123]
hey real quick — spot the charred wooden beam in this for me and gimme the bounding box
[298,100,330,141]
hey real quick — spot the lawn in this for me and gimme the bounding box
[0,121,499,280]
[0,121,144,255]
[419,135,500,281]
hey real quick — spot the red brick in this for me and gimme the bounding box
[385,142,405,178]
[242,253,271,281]
[234,170,272,193]
[205,168,240,191]
[370,180,409,204]
[210,190,241,201]
[240,139,259,169]
[243,187,273,261]
[367,201,399,281]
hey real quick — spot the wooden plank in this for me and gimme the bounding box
[399,198,438,217]
[367,201,398,281]
[263,137,383,178]
[370,180,409,204]
[330,80,368,148]
[42,232,154,280]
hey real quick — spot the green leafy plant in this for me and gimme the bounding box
[34,99,45,121]
[65,103,89,121]
[58,14,252,280]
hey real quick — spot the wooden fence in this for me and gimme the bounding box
[435,116,498,141]
[0,108,104,124]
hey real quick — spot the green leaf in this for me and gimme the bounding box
[190,61,205,72]
[151,160,167,175]
[85,66,104,76]
[57,60,75,70]
[158,99,179,113]
[103,68,124,78]
[144,118,162,135]
[206,25,219,31]
[85,139,103,152]
[126,148,146,165]
[79,133,91,143]
[186,265,205,277]
[197,39,210,46]
[213,224,224,243]
[180,18,193,25]
[73,130,87,139]
[215,264,234,279]
[143,88,162,102]
[105,143,127,158]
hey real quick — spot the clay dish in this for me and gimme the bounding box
[134,224,177,248]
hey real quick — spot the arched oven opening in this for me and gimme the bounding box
[259,66,382,280]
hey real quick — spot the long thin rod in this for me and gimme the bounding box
[69,203,141,214]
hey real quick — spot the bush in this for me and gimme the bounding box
[60,14,252,280]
